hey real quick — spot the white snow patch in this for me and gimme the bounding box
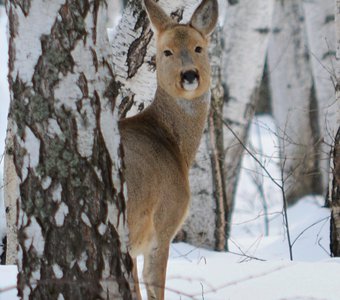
[54,202,69,227]
[77,251,88,272]
[23,217,45,257]
[52,264,63,279]
[81,212,91,227]
[13,0,66,84]
[52,184,62,203]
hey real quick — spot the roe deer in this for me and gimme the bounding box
[119,0,218,298]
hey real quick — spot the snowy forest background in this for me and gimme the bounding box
[0,0,340,299]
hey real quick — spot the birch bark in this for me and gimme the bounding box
[303,0,337,197]
[6,0,132,298]
[268,0,322,203]
[222,0,274,238]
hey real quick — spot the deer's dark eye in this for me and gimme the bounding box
[164,50,173,57]
[195,46,203,53]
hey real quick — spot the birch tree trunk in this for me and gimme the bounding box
[222,0,274,240]
[268,0,323,203]
[6,0,133,298]
[330,0,340,257]
[303,0,337,198]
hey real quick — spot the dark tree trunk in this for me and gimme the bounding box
[6,0,133,298]
[330,127,340,256]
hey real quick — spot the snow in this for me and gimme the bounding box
[1,116,336,300]
[0,4,339,300]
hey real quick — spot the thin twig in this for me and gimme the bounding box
[213,109,282,190]
[291,217,330,247]
[214,108,294,260]
[281,157,293,261]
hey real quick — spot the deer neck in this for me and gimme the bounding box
[149,86,210,166]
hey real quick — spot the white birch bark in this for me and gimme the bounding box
[303,0,337,194]
[268,0,322,203]
[6,0,133,297]
[222,0,274,226]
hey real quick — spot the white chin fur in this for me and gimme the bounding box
[183,80,198,91]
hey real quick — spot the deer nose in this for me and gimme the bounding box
[181,69,199,91]
[181,70,199,84]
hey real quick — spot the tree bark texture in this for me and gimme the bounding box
[268,0,323,203]
[303,0,337,195]
[330,127,340,256]
[208,27,226,251]
[222,0,274,238]
[330,0,340,257]
[4,123,20,265]
[6,0,132,298]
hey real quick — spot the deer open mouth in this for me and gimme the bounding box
[181,70,199,91]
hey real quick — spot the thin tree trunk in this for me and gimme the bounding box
[329,0,340,257]
[330,127,340,256]
[268,0,323,204]
[303,0,337,199]
[222,0,274,239]
[6,0,132,298]
[208,27,226,251]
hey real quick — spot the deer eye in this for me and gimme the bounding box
[195,46,203,53]
[164,50,173,57]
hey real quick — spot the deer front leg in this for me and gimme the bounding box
[142,241,170,300]
[132,258,142,300]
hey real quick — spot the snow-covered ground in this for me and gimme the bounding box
[1,116,337,299]
[1,5,339,300]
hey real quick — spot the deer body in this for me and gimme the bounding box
[119,1,218,299]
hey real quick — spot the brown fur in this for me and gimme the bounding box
[119,0,218,299]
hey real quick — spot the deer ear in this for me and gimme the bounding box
[190,0,218,36]
[144,0,174,33]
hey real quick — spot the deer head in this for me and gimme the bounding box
[144,0,218,100]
